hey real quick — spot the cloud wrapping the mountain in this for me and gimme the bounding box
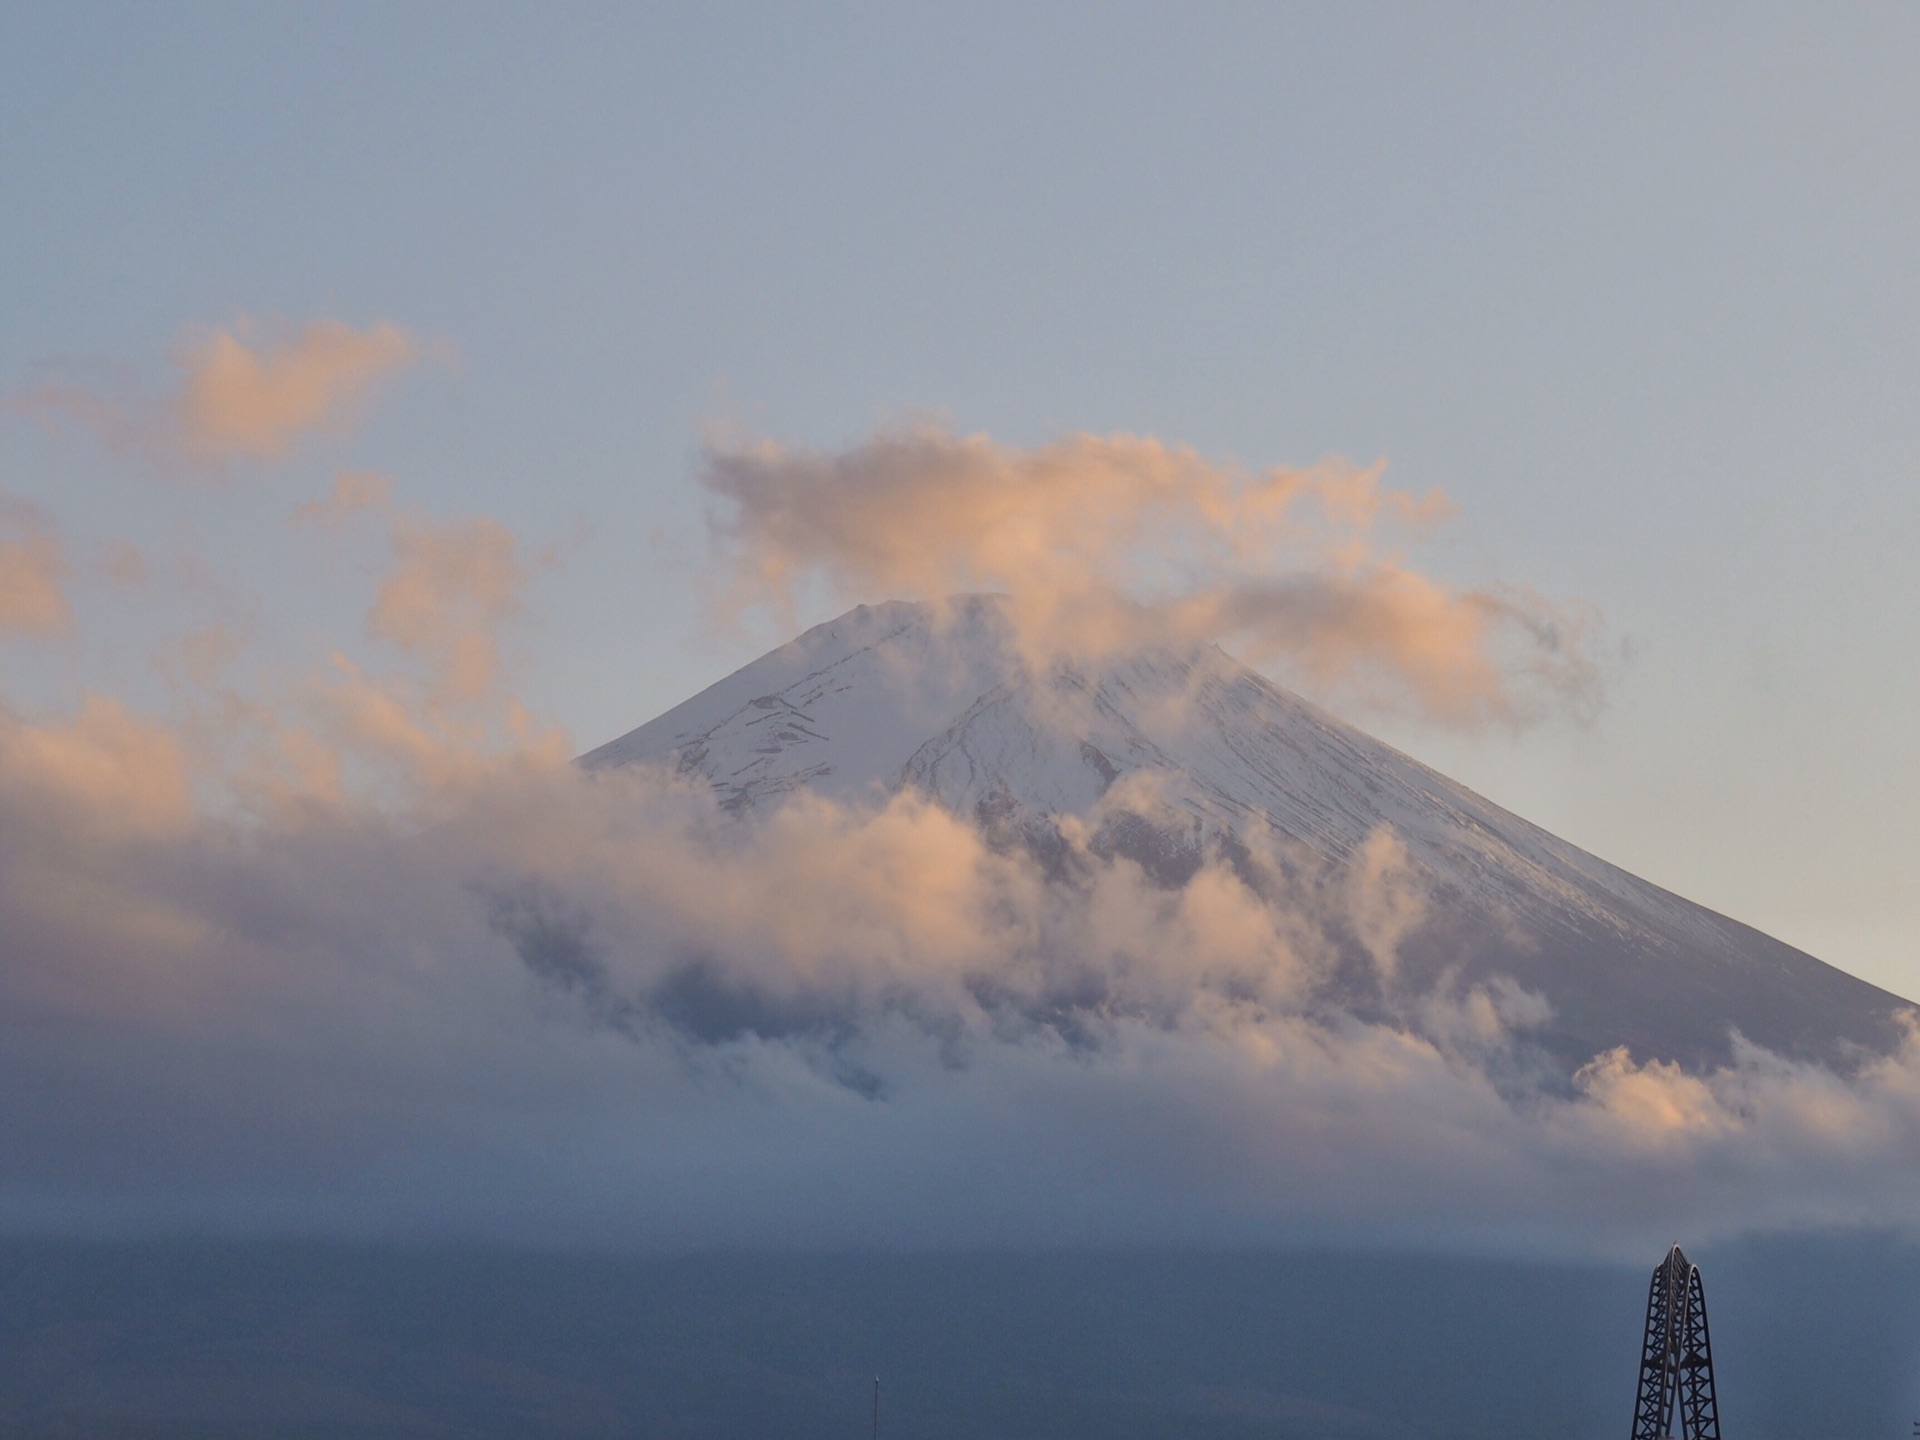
[1,386,1910,1255]
[3,683,1919,1252]
[704,427,1599,725]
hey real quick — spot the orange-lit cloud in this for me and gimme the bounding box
[293,470,397,530]
[0,694,194,838]
[0,470,1902,1251]
[704,426,1598,726]
[3,702,1920,1250]
[4,411,1915,1255]
[15,319,419,472]
[291,472,546,711]
[0,496,70,638]
[365,514,529,706]
[179,321,416,460]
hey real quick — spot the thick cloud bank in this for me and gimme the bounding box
[5,707,1920,1253]
[1,365,1914,1254]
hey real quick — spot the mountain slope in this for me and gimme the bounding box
[582,597,1912,1071]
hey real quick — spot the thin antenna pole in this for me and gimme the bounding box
[872,1376,879,1440]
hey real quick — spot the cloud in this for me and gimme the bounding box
[0,694,194,839]
[0,496,69,638]
[703,426,1599,726]
[177,321,416,461]
[290,472,547,711]
[0,721,1912,1251]
[0,646,1917,1253]
[292,470,397,530]
[365,515,532,706]
[0,415,1906,1258]
[15,320,418,472]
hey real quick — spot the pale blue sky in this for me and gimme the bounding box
[4,3,1918,992]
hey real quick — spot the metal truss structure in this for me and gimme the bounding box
[1630,1245,1721,1440]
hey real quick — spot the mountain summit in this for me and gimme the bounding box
[583,597,1911,1072]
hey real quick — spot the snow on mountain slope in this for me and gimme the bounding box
[582,597,1913,1070]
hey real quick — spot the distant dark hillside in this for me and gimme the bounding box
[0,1237,1914,1440]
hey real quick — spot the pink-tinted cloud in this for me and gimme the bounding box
[0,694,194,838]
[14,320,419,472]
[292,470,397,530]
[1,411,1906,1257]
[367,515,526,705]
[179,321,416,461]
[0,492,1897,1254]
[703,426,1598,726]
[2,702,1919,1252]
[0,496,70,638]
[290,472,548,714]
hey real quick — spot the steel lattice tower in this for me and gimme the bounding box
[1630,1245,1721,1440]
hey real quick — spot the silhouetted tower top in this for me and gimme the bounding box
[1630,1245,1721,1440]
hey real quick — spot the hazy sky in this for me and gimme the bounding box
[4,1,1917,1001]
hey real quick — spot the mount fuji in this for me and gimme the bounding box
[582,596,1911,1072]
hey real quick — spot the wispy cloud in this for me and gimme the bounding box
[292,470,397,530]
[0,496,70,638]
[14,320,419,473]
[294,470,551,710]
